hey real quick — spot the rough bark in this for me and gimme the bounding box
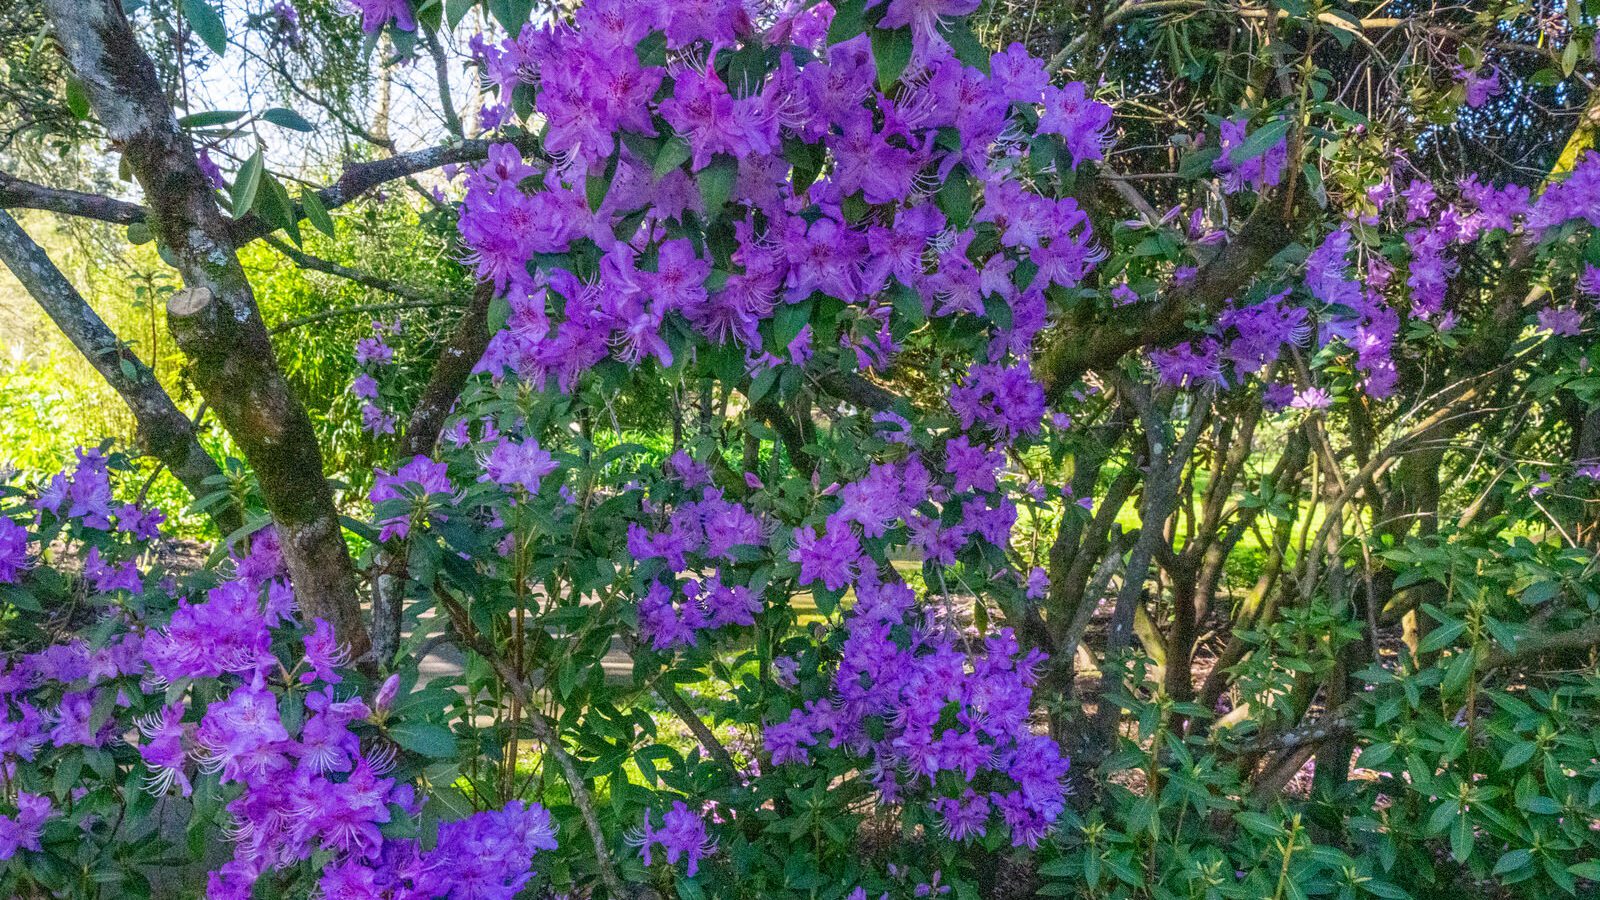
[2,138,540,245]
[368,281,496,664]
[0,171,146,225]
[401,281,494,458]
[1037,201,1296,402]
[0,209,242,534]
[43,0,370,657]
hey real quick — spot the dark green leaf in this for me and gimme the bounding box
[300,189,335,238]
[696,155,737,216]
[261,107,314,132]
[182,0,228,55]
[871,27,913,90]
[388,722,457,758]
[230,149,263,218]
[178,109,246,128]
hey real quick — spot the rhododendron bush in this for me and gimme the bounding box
[3,0,1600,896]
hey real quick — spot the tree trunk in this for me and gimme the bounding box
[44,0,369,657]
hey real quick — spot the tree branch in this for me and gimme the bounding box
[260,233,439,302]
[3,135,541,247]
[434,588,633,899]
[1036,198,1297,403]
[268,298,465,335]
[227,134,540,246]
[0,170,146,225]
[0,209,242,533]
[400,281,494,458]
[44,0,371,658]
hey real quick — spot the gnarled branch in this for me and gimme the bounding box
[0,209,242,533]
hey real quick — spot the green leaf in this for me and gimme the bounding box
[1233,118,1291,164]
[177,109,246,128]
[938,22,990,73]
[1448,811,1473,863]
[261,107,313,132]
[1570,861,1600,880]
[1519,794,1561,815]
[300,189,335,238]
[654,137,693,179]
[696,155,737,216]
[126,221,154,245]
[1417,619,1467,654]
[388,722,456,757]
[936,167,974,227]
[230,149,263,218]
[871,27,913,90]
[445,0,473,28]
[256,171,300,244]
[1493,849,1531,876]
[1498,740,1536,770]
[64,77,91,120]
[487,294,512,334]
[826,0,866,44]
[182,0,228,56]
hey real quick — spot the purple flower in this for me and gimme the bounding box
[360,403,396,436]
[1151,339,1222,388]
[347,0,414,33]
[629,800,716,877]
[480,437,558,494]
[1290,387,1333,410]
[944,436,1003,493]
[196,150,227,191]
[0,793,52,860]
[354,337,394,366]
[1538,306,1583,336]
[1458,66,1502,108]
[136,704,193,796]
[1263,382,1295,411]
[1039,82,1113,169]
[990,43,1048,104]
[1213,117,1287,194]
[301,618,349,685]
[948,363,1046,440]
[413,801,557,897]
[352,373,379,399]
[196,677,290,784]
[370,456,453,541]
[1579,264,1600,299]
[84,546,143,594]
[930,789,990,841]
[789,524,862,592]
[1025,567,1048,600]
[0,517,28,584]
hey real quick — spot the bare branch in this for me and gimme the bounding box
[0,209,242,533]
[0,170,146,225]
[260,233,439,302]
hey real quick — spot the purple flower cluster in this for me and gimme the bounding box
[0,516,27,584]
[354,322,400,436]
[629,799,716,877]
[450,2,1109,396]
[1,455,558,897]
[0,793,52,860]
[1528,151,1600,236]
[370,455,454,541]
[637,575,761,650]
[627,458,768,648]
[1213,117,1287,194]
[764,576,1068,848]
